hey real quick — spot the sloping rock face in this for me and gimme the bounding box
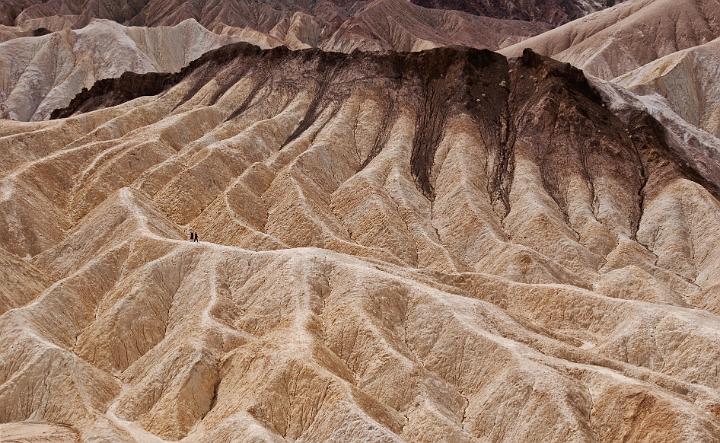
[412,0,623,26]
[501,0,720,79]
[0,0,552,54]
[1,0,150,27]
[0,18,239,122]
[613,36,720,138]
[318,0,550,52]
[2,0,637,59]
[0,0,551,123]
[2,0,618,29]
[2,0,365,29]
[2,45,720,441]
[0,422,80,441]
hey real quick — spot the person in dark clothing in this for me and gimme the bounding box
[189,230,194,242]
[194,232,199,242]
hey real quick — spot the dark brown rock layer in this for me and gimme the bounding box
[51,44,719,205]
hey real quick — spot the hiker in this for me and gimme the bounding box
[194,232,199,243]
[189,230,194,242]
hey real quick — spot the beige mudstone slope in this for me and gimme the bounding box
[613,37,720,138]
[0,422,79,441]
[1,0,618,30]
[501,0,720,79]
[320,0,549,52]
[0,18,239,121]
[0,24,38,42]
[140,0,550,54]
[411,0,623,25]
[213,0,550,54]
[0,0,593,56]
[0,3,554,123]
[1,45,720,441]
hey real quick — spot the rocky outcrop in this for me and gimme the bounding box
[501,0,720,79]
[0,18,241,121]
[0,0,614,59]
[0,422,80,442]
[2,44,720,440]
[320,0,549,52]
[0,1,561,122]
[2,0,619,29]
[613,36,720,138]
[412,0,624,25]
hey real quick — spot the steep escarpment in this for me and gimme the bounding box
[2,44,720,441]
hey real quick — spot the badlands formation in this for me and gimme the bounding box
[0,0,553,53]
[0,0,620,30]
[411,0,622,25]
[0,0,555,122]
[500,0,720,79]
[0,19,240,121]
[1,40,720,441]
[613,36,720,138]
[1,0,720,442]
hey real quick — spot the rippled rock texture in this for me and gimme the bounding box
[1,45,720,441]
[0,19,239,121]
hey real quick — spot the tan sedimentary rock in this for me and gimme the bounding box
[0,18,239,122]
[411,0,624,26]
[319,0,550,52]
[1,0,620,32]
[0,422,80,441]
[0,0,586,59]
[0,2,571,123]
[501,0,720,79]
[613,37,720,138]
[0,247,49,314]
[1,44,720,441]
[0,24,34,42]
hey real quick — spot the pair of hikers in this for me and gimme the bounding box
[189,230,199,242]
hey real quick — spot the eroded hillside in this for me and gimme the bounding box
[0,19,240,121]
[1,45,720,441]
[501,0,720,79]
